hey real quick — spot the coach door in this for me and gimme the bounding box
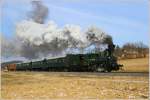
[79,55,84,66]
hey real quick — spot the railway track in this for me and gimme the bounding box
[27,71,149,77]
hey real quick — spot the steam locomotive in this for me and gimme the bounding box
[6,44,123,72]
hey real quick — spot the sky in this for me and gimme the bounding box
[1,0,149,46]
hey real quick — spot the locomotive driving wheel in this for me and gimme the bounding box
[106,68,112,72]
[96,64,105,72]
[97,67,105,72]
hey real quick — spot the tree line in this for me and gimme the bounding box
[114,42,149,59]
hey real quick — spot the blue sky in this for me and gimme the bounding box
[1,0,149,46]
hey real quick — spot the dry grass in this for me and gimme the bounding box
[118,57,149,72]
[1,71,149,100]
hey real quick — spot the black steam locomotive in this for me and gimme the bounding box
[15,44,123,72]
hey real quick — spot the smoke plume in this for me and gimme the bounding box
[28,0,48,24]
[2,0,114,60]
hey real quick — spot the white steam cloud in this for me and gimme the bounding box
[15,20,112,59]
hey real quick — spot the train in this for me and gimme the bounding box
[6,45,123,72]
